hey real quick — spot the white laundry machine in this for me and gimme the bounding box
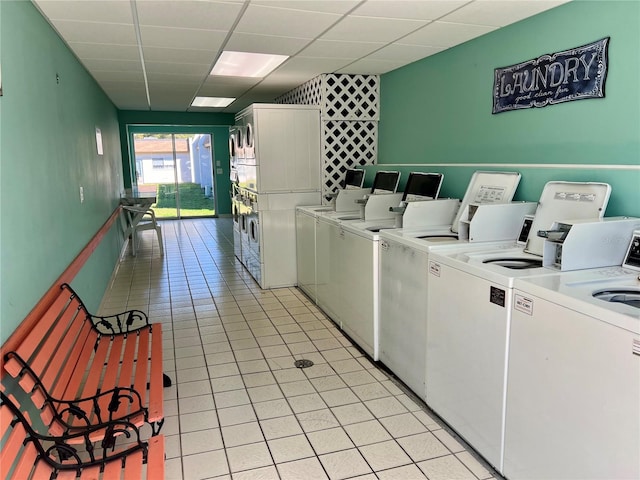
[503,230,640,480]
[424,181,616,473]
[231,184,243,262]
[319,171,449,358]
[228,125,242,183]
[378,203,535,400]
[296,169,368,301]
[377,171,529,400]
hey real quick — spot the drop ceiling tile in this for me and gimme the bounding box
[82,58,142,72]
[321,15,428,43]
[235,4,341,38]
[299,39,384,59]
[148,86,199,110]
[33,0,133,23]
[145,72,205,85]
[273,57,353,77]
[136,0,243,30]
[98,81,148,108]
[48,20,137,44]
[91,70,146,83]
[401,21,498,48]
[259,75,317,90]
[145,61,210,76]
[196,84,250,98]
[351,0,471,21]
[337,57,408,75]
[108,98,150,110]
[143,46,216,64]
[367,43,446,62]
[442,0,570,27]
[149,94,197,111]
[68,42,140,61]
[139,25,227,50]
[250,0,360,15]
[225,32,311,56]
[201,76,263,89]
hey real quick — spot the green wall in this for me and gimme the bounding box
[378,0,639,217]
[117,111,235,215]
[0,1,124,344]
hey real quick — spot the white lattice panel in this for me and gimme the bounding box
[323,120,377,198]
[277,73,379,201]
[322,74,379,121]
[277,76,323,106]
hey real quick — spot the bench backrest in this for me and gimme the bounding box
[3,285,100,433]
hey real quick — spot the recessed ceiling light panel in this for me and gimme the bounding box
[210,51,289,78]
[191,96,236,108]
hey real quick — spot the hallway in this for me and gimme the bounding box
[99,218,498,480]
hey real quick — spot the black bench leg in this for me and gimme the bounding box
[163,373,172,388]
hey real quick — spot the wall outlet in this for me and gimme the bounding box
[79,186,84,203]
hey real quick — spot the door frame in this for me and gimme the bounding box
[126,124,219,218]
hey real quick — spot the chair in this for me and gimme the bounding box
[122,205,164,256]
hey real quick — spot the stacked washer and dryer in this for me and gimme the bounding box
[231,104,321,289]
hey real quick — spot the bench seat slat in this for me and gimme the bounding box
[102,334,125,388]
[123,448,144,480]
[50,321,95,400]
[94,334,128,425]
[132,329,150,401]
[0,415,29,476]
[101,459,124,479]
[59,325,100,401]
[146,435,165,479]
[148,324,164,423]
[31,461,54,480]
[55,470,78,480]
[12,440,39,480]
[71,332,110,401]
[79,464,101,479]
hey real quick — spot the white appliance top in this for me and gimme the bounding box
[450,171,523,233]
[429,244,558,288]
[379,226,476,254]
[513,267,640,333]
[339,218,399,240]
[523,181,611,256]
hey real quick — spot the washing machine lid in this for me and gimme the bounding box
[450,171,522,234]
[523,181,611,257]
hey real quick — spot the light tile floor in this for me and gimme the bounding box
[100,218,501,480]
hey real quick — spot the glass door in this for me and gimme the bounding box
[131,132,216,219]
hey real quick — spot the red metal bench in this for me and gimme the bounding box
[0,389,165,480]
[2,283,168,437]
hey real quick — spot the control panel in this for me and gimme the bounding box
[622,230,640,270]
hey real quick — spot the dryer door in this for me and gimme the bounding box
[244,123,255,163]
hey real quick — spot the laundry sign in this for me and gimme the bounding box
[492,37,609,114]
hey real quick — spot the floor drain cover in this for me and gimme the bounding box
[294,359,314,369]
